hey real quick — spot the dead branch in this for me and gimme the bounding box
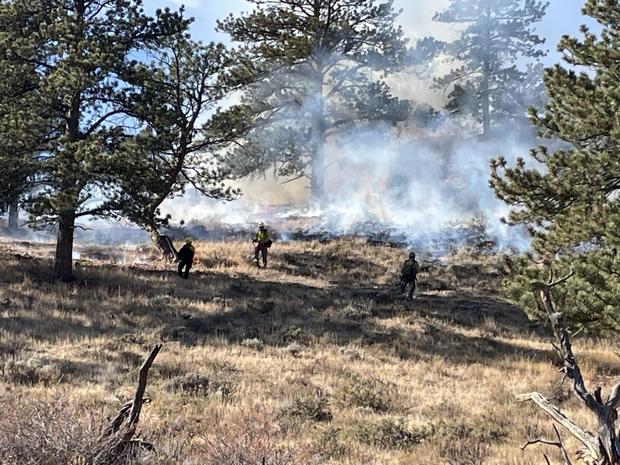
[517,392,598,456]
[522,425,575,465]
[93,344,162,465]
[519,275,620,465]
[128,345,161,428]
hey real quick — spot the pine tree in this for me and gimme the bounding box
[0,7,51,234]
[106,38,242,244]
[491,0,620,332]
[0,0,236,280]
[432,0,549,136]
[216,0,411,201]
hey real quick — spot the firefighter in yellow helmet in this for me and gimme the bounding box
[253,223,272,268]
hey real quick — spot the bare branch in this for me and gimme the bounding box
[516,391,599,458]
[607,381,620,408]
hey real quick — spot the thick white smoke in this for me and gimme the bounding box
[158,118,533,256]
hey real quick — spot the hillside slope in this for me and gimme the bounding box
[0,239,616,464]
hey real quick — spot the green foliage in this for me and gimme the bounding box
[422,0,548,134]
[0,0,238,279]
[0,4,52,213]
[491,0,620,332]
[215,0,411,199]
[102,38,242,234]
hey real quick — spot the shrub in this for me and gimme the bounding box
[340,302,374,320]
[2,357,62,385]
[345,418,434,450]
[0,397,106,465]
[197,410,294,465]
[440,423,491,465]
[339,374,395,412]
[165,372,236,399]
[240,338,265,351]
[280,390,333,423]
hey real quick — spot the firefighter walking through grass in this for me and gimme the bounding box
[400,251,420,300]
[253,223,271,268]
[177,238,195,279]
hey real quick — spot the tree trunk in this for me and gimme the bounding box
[54,211,76,282]
[310,117,326,203]
[145,224,177,261]
[481,8,491,138]
[481,63,490,137]
[8,200,18,233]
[310,64,326,203]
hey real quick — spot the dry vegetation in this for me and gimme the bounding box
[0,237,618,464]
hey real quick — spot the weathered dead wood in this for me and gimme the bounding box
[94,344,162,464]
[517,392,599,457]
[155,235,177,262]
[519,274,620,465]
[522,425,574,465]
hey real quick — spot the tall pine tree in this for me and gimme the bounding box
[216,0,411,201]
[0,3,52,233]
[432,0,549,136]
[0,0,238,280]
[491,0,620,332]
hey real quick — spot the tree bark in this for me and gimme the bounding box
[145,224,177,261]
[520,278,620,465]
[310,73,325,203]
[481,7,491,138]
[7,200,18,233]
[54,210,76,281]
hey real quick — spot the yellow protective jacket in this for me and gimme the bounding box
[255,229,270,244]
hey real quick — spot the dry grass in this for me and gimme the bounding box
[0,237,618,464]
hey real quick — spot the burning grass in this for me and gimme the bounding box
[0,237,617,464]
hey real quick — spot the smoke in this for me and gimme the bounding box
[7,0,545,256]
[156,117,533,257]
[150,0,548,257]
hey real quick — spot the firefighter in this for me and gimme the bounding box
[253,223,272,268]
[177,238,195,279]
[399,251,420,300]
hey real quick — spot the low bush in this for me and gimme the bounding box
[339,374,396,412]
[280,390,333,423]
[345,417,434,450]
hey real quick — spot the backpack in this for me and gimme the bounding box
[401,259,418,280]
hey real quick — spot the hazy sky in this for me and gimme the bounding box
[143,0,597,66]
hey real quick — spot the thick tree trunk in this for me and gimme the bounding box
[8,200,18,233]
[54,211,76,282]
[310,74,326,203]
[145,225,177,262]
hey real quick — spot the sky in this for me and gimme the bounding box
[143,0,598,67]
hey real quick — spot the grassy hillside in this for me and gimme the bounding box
[0,238,617,464]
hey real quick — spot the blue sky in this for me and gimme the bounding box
[143,0,597,66]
